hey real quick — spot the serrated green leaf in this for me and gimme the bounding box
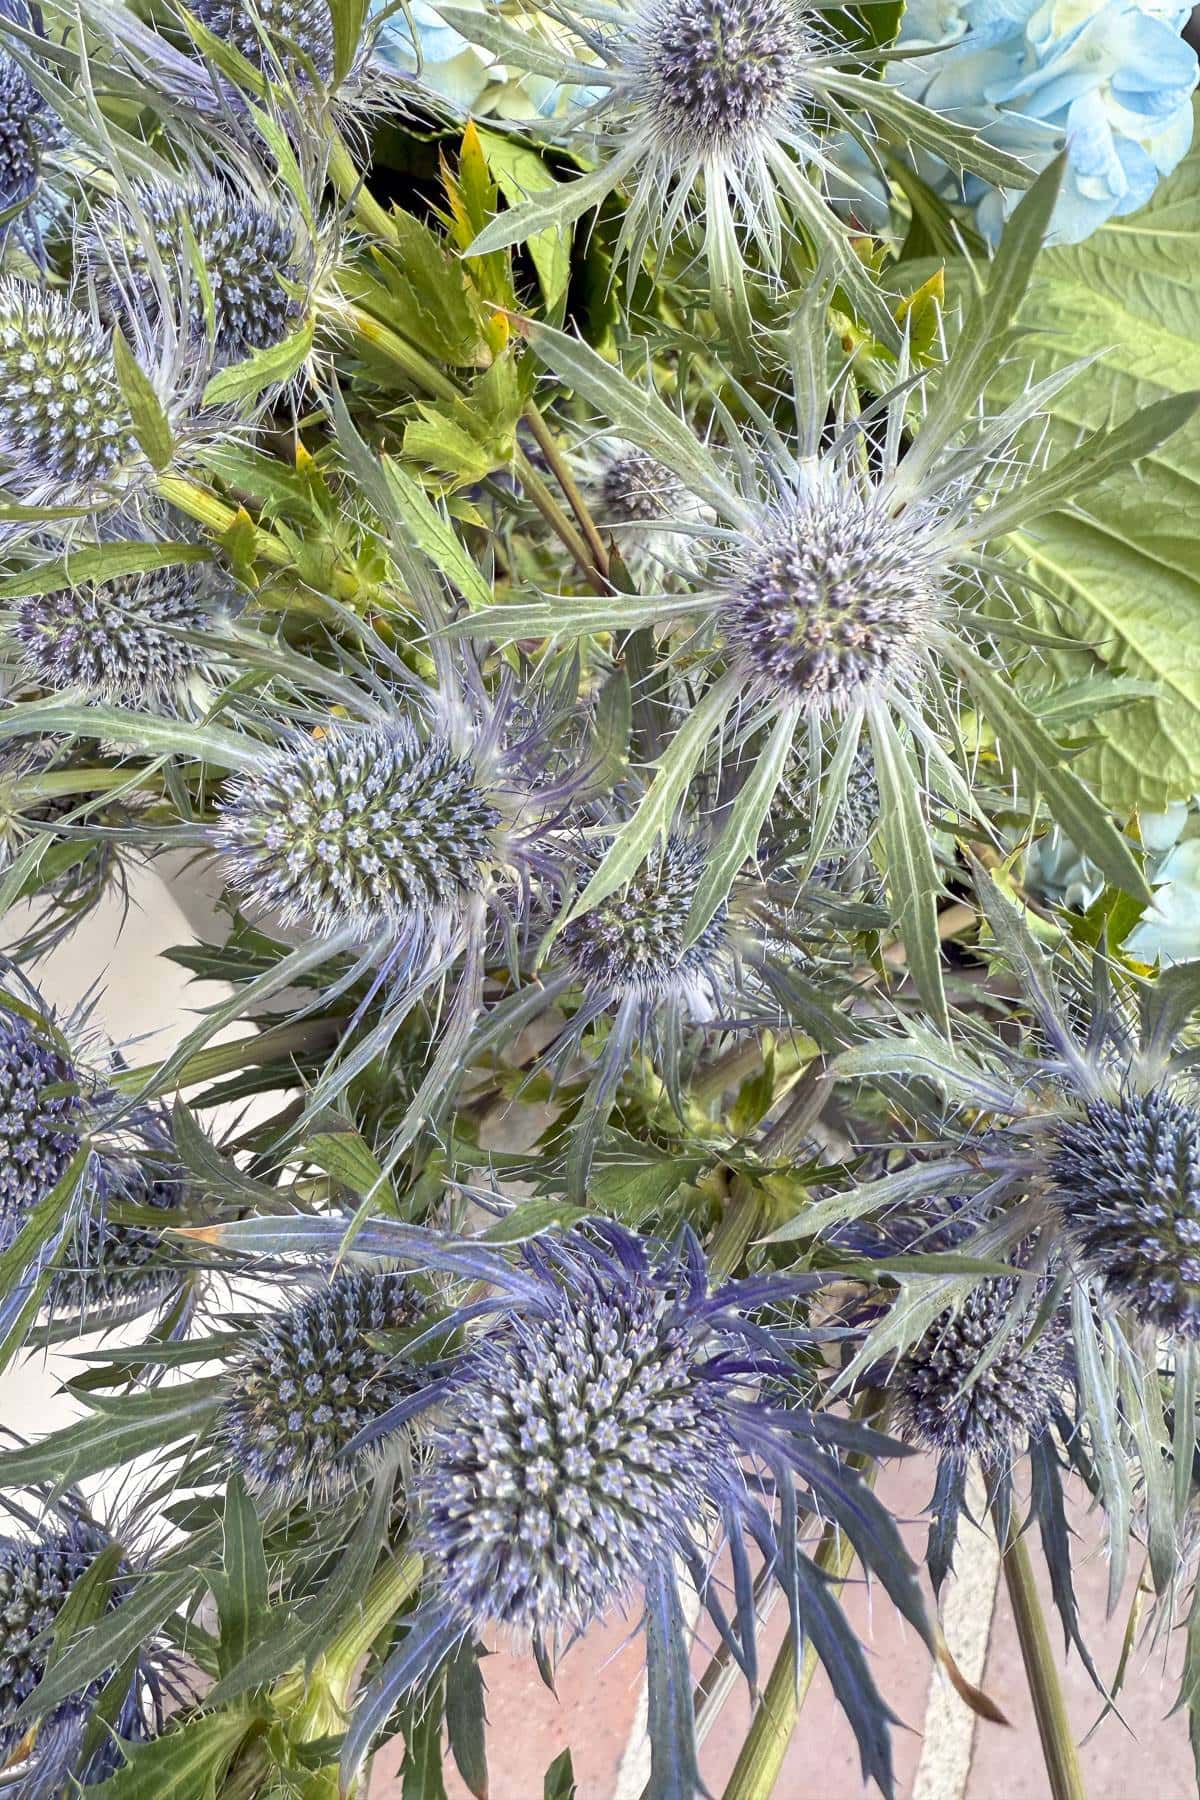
[0,541,208,600]
[380,459,493,609]
[0,1380,224,1488]
[111,328,173,472]
[478,129,570,312]
[685,705,798,947]
[203,318,313,409]
[212,1476,269,1676]
[88,1706,259,1798]
[305,1118,398,1209]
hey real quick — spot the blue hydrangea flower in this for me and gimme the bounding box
[858,0,1198,243]
[342,1223,929,1798]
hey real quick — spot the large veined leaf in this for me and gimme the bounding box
[980,105,1200,810]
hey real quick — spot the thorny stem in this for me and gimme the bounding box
[523,402,611,579]
[998,1507,1086,1800]
[514,448,609,590]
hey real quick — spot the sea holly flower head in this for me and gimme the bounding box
[191,0,336,83]
[0,4,67,254]
[222,1270,431,1506]
[452,0,1033,340]
[90,182,307,371]
[343,1222,928,1798]
[0,1512,164,1787]
[15,564,217,712]
[215,721,507,945]
[0,997,87,1244]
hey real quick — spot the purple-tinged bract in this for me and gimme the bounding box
[222,1270,428,1506]
[418,1261,733,1641]
[1050,1089,1200,1337]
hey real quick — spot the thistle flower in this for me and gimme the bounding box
[45,1154,186,1328]
[14,565,215,711]
[0,282,137,507]
[1051,1091,1200,1337]
[559,833,729,1016]
[0,1001,86,1243]
[0,1517,157,1786]
[92,183,306,369]
[582,437,707,576]
[215,721,505,945]
[222,1270,429,1506]
[895,1277,1067,1461]
[190,0,335,84]
[477,168,1192,1004]
[452,0,1030,338]
[346,1223,928,1797]
[0,8,66,253]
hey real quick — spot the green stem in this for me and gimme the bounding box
[523,403,610,580]
[720,1524,860,1800]
[337,302,460,404]
[18,768,147,800]
[328,126,402,247]
[110,1017,346,1097]
[514,449,607,590]
[998,1508,1085,1800]
[156,473,372,606]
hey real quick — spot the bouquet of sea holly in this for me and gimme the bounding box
[0,0,1198,1792]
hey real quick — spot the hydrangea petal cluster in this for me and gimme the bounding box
[559,835,729,1013]
[215,722,502,941]
[99,185,303,368]
[896,1279,1067,1461]
[0,281,136,502]
[15,566,213,710]
[0,1006,85,1243]
[859,0,1198,243]
[1050,1089,1200,1335]
[418,1255,732,1642]
[222,1270,428,1505]
[191,0,335,84]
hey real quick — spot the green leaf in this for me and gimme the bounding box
[0,1380,224,1488]
[88,1707,259,1798]
[556,669,742,936]
[544,1749,577,1800]
[968,111,1200,809]
[0,699,260,771]
[0,1142,90,1372]
[947,638,1147,898]
[327,0,367,84]
[1071,1286,1131,1611]
[445,1646,488,1800]
[380,459,494,610]
[111,328,173,472]
[211,1476,270,1676]
[305,1117,398,1209]
[478,130,571,312]
[0,541,208,600]
[203,317,313,409]
[824,71,1037,191]
[868,708,947,1034]
[684,705,799,947]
